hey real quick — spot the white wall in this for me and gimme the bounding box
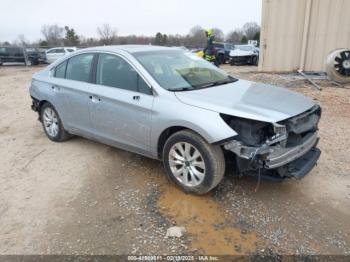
[259,0,350,72]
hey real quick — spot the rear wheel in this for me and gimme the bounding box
[40,102,72,142]
[163,130,225,195]
[252,56,258,66]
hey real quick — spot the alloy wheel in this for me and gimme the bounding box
[43,107,59,137]
[168,142,206,187]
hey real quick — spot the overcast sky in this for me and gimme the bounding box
[0,0,262,42]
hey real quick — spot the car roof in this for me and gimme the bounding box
[79,45,174,54]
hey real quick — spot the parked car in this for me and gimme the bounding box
[229,45,259,65]
[26,48,46,64]
[45,47,77,64]
[0,46,45,65]
[30,46,321,195]
[213,42,234,64]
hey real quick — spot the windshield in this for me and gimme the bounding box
[236,45,254,51]
[134,50,236,91]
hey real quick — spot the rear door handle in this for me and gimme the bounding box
[133,95,140,101]
[51,85,60,91]
[89,95,101,103]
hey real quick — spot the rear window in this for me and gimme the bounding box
[55,60,67,79]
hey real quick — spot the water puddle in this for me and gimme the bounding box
[157,184,260,255]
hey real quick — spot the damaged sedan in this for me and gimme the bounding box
[29,46,321,195]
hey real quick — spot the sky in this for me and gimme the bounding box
[0,0,262,42]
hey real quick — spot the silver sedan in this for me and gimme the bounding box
[30,45,321,194]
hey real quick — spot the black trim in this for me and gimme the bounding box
[90,53,99,84]
[212,136,236,145]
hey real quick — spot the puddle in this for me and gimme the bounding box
[158,184,260,255]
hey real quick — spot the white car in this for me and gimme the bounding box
[229,45,259,66]
[45,47,77,64]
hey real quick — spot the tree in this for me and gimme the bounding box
[97,24,118,45]
[161,34,168,46]
[241,35,248,44]
[253,31,260,46]
[226,29,243,44]
[16,34,28,46]
[64,26,80,46]
[154,32,163,45]
[41,24,64,46]
[188,25,206,47]
[212,28,224,42]
[242,22,260,40]
[39,40,48,47]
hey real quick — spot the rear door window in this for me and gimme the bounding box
[66,53,94,82]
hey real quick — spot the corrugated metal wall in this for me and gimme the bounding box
[259,0,350,72]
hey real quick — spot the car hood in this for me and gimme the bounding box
[175,79,315,123]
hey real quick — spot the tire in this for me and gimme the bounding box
[252,56,258,66]
[217,54,225,65]
[32,59,39,66]
[40,102,72,142]
[162,130,225,195]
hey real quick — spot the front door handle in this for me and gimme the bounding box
[133,95,140,101]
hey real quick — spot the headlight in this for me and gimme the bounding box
[220,114,287,147]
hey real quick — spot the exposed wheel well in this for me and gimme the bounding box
[37,100,49,120]
[157,126,187,158]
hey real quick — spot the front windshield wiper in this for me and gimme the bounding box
[168,87,194,92]
[193,77,237,89]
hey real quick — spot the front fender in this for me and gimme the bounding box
[150,96,237,157]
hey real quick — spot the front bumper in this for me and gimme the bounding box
[230,56,252,64]
[224,132,320,179]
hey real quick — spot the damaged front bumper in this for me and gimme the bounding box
[224,132,320,180]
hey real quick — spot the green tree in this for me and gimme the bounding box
[161,34,168,46]
[40,40,48,47]
[241,35,248,44]
[154,32,163,45]
[253,31,260,46]
[64,26,80,46]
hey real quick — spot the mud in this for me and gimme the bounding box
[158,186,260,254]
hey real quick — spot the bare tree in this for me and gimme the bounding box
[188,25,206,47]
[97,24,118,45]
[17,34,28,46]
[242,22,260,40]
[41,24,64,46]
[212,28,224,42]
[226,29,244,44]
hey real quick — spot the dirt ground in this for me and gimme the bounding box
[0,64,349,255]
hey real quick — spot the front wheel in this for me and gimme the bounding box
[163,130,225,195]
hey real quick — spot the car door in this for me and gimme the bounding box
[50,53,96,136]
[88,53,154,154]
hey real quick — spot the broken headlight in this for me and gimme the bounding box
[220,114,287,147]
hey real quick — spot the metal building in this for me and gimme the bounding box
[258,0,350,72]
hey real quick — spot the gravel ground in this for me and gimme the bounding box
[0,64,349,255]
